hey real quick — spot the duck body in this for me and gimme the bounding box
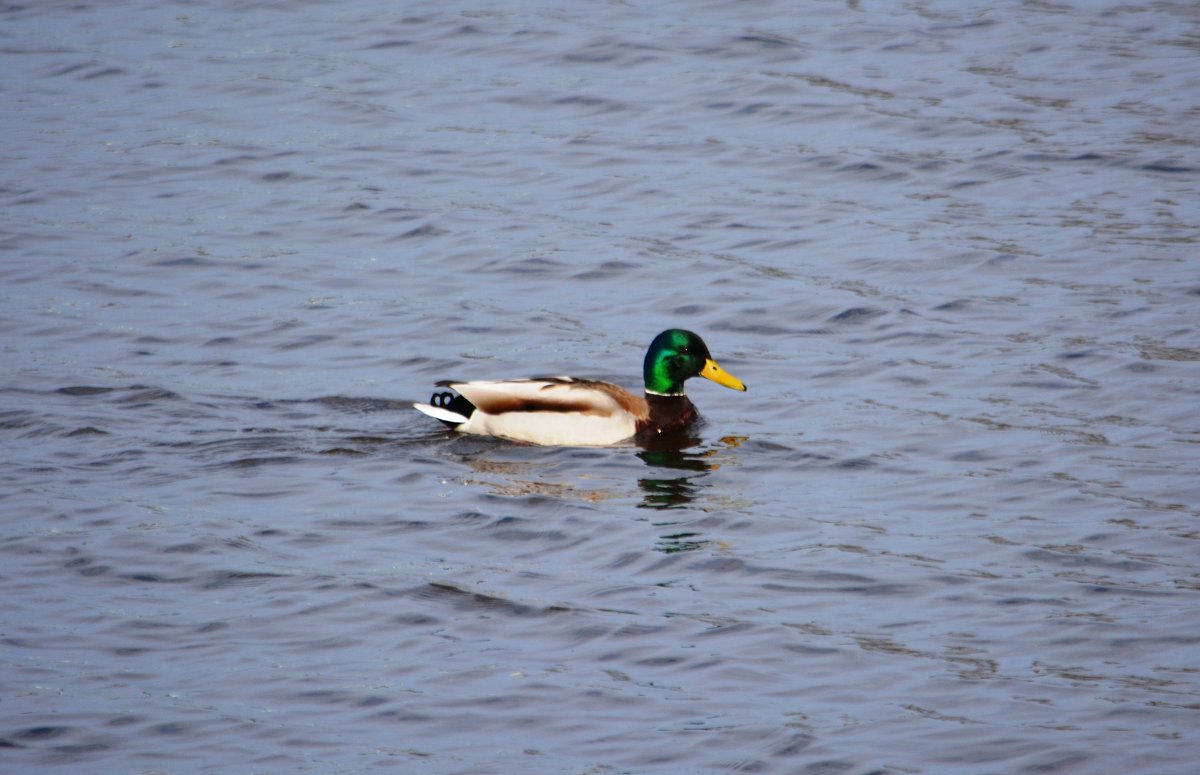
[414,330,745,447]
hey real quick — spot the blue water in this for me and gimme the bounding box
[3,1,1198,773]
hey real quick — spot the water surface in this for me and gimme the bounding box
[3,1,1199,773]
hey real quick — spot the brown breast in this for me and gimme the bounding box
[635,393,699,440]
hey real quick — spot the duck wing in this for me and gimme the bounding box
[443,377,644,418]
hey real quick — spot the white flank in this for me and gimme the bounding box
[463,410,636,446]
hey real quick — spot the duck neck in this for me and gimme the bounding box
[643,391,697,431]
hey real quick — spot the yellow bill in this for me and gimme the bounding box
[701,358,747,391]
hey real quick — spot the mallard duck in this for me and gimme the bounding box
[413,329,746,446]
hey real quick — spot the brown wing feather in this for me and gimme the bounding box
[447,378,648,420]
[580,380,649,421]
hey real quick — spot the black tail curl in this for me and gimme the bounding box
[429,390,476,426]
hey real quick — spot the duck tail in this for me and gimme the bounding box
[413,390,475,428]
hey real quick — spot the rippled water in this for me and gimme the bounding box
[3,1,1199,772]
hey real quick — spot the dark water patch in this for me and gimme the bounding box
[105,716,142,728]
[763,571,905,596]
[492,256,566,275]
[278,333,336,351]
[1021,152,1110,164]
[117,387,182,405]
[150,255,223,268]
[833,457,876,470]
[0,410,39,431]
[343,435,397,446]
[932,298,972,311]
[290,688,380,706]
[366,39,415,50]
[1025,548,1158,573]
[163,541,210,554]
[198,570,290,590]
[148,722,191,735]
[64,426,107,436]
[80,66,125,79]
[43,739,114,760]
[395,223,447,239]
[553,94,629,115]
[374,206,424,220]
[828,307,886,324]
[325,516,431,532]
[393,612,440,626]
[447,23,485,36]
[840,160,888,175]
[1008,379,1093,391]
[862,330,948,345]
[222,455,302,469]
[82,448,147,468]
[733,101,775,116]
[1019,152,1195,176]
[212,153,261,167]
[610,622,669,639]
[368,709,434,726]
[1141,160,1194,174]
[121,572,191,584]
[56,386,115,396]
[450,510,497,526]
[693,32,805,62]
[562,38,663,67]
[13,726,72,741]
[132,335,172,346]
[260,170,300,182]
[736,31,801,49]
[45,61,92,78]
[572,259,639,280]
[412,581,571,618]
[311,396,408,413]
[950,449,993,462]
[485,524,571,543]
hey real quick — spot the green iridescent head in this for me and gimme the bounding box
[642,329,747,396]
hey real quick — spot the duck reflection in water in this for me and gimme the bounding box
[636,430,712,508]
[637,435,747,505]
[638,434,746,552]
[439,433,746,508]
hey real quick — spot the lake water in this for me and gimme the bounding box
[3,1,1199,773]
